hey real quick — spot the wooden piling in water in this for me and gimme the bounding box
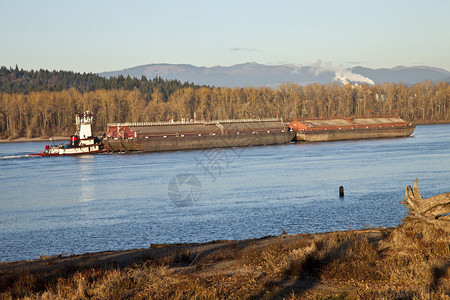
[339,186,344,197]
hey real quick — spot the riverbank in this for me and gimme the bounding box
[413,119,450,125]
[0,136,69,143]
[1,223,448,299]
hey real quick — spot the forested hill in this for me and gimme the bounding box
[0,66,199,101]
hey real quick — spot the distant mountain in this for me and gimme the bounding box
[99,63,450,87]
[350,66,450,86]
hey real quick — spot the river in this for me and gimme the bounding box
[0,124,449,262]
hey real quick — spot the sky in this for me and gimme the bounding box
[1,0,449,73]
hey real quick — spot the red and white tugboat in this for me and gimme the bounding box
[30,111,105,156]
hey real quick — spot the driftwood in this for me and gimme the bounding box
[401,179,450,231]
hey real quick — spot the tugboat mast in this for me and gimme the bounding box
[76,111,94,139]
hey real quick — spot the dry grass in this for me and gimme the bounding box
[1,222,448,299]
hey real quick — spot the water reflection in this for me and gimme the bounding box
[76,156,96,202]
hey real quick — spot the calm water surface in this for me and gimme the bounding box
[0,124,449,262]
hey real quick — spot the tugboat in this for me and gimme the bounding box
[30,111,105,156]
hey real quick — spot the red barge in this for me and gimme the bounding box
[288,116,415,142]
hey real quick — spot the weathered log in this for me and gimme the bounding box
[401,179,450,231]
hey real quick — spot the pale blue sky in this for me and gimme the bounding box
[1,0,449,73]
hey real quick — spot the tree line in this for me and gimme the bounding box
[0,80,448,138]
[0,66,198,101]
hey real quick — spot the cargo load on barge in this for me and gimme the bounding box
[288,116,415,142]
[103,119,296,153]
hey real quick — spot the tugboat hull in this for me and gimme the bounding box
[30,145,105,156]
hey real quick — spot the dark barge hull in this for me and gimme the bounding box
[295,125,415,142]
[103,119,295,153]
[104,131,295,153]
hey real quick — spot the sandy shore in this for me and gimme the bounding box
[0,229,388,296]
[0,232,319,273]
[413,120,450,125]
[0,136,70,143]
[0,229,385,280]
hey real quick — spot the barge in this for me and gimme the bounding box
[103,119,296,153]
[288,116,415,142]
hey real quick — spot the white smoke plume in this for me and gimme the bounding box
[310,59,374,85]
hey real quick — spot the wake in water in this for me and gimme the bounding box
[0,154,37,160]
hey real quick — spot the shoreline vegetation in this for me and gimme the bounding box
[1,67,449,140]
[1,224,448,299]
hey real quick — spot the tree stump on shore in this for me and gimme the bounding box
[401,178,450,232]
